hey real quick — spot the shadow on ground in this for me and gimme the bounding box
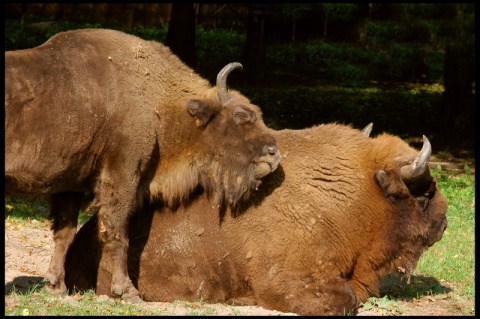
[379,274,452,301]
[5,276,45,295]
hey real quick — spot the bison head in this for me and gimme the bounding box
[373,134,448,278]
[153,63,281,209]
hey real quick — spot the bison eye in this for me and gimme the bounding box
[233,105,256,124]
[416,193,430,210]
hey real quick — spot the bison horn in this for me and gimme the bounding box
[217,62,243,104]
[361,123,373,137]
[400,135,432,181]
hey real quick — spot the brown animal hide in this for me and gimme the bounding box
[65,123,448,315]
[5,29,280,302]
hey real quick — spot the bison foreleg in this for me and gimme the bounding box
[96,189,142,303]
[45,192,82,294]
[280,277,357,315]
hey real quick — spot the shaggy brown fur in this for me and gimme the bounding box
[5,29,281,302]
[65,123,448,315]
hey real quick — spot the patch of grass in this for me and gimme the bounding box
[181,300,219,316]
[5,195,50,223]
[5,195,94,228]
[418,166,475,299]
[5,289,240,316]
[360,295,405,315]
[5,288,167,316]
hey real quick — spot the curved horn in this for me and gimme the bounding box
[361,122,373,137]
[400,135,432,181]
[217,62,243,104]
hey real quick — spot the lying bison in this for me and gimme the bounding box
[64,123,447,314]
[5,28,281,302]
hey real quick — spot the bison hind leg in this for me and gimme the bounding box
[45,192,83,294]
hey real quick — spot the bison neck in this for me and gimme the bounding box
[148,153,225,208]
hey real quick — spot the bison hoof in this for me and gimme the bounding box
[122,294,142,304]
[112,280,142,304]
[44,280,67,295]
[44,272,58,286]
[121,287,142,304]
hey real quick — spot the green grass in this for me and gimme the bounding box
[4,165,475,315]
[417,165,475,300]
[5,195,93,229]
[5,286,243,316]
[6,287,168,316]
[359,296,405,315]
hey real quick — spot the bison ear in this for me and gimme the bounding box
[375,169,410,199]
[375,170,392,198]
[187,99,215,127]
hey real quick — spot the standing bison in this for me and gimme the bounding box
[5,28,281,302]
[64,123,448,315]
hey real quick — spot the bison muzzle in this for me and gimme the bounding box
[5,28,280,303]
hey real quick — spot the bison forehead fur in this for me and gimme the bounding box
[5,28,280,301]
[65,124,447,315]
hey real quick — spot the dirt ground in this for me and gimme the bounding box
[5,218,473,316]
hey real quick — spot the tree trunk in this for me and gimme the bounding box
[291,17,296,43]
[435,43,475,150]
[242,4,266,85]
[166,3,197,69]
[323,15,328,39]
[20,3,28,27]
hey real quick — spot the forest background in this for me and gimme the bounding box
[5,3,475,154]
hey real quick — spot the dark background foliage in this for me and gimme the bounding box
[5,3,475,153]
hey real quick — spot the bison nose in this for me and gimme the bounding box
[262,144,281,170]
[266,145,278,156]
[254,144,281,179]
[262,144,280,159]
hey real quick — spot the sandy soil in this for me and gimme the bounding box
[4,220,473,316]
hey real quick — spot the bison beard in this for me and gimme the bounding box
[65,123,447,315]
[5,29,281,303]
